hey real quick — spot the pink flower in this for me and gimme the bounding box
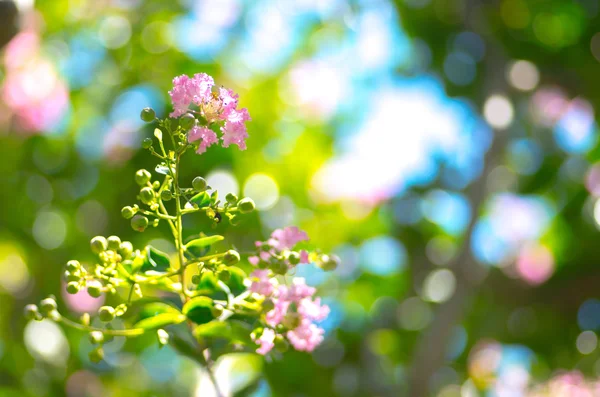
[286,321,325,352]
[298,297,330,322]
[270,227,309,250]
[221,121,249,150]
[300,250,309,264]
[265,299,290,327]
[188,126,218,154]
[249,269,276,296]
[248,256,260,266]
[279,278,315,302]
[254,328,275,355]
[169,73,214,117]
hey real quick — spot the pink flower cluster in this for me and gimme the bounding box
[248,226,310,270]
[251,277,329,354]
[168,73,251,154]
[528,371,600,397]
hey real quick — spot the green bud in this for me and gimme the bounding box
[89,331,104,345]
[64,270,80,282]
[274,334,289,352]
[288,251,301,265]
[87,280,103,298]
[272,260,288,275]
[47,310,61,321]
[135,169,152,186]
[218,269,230,282]
[90,236,107,254]
[157,329,169,347]
[210,304,224,318]
[142,137,153,149]
[24,304,41,321]
[81,313,90,326]
[238,198,255,214]
[226,193,238,204]
[66,260,80,272]
[107,236,121,251]
[89,347,104,363]
[121,206,135,219]
[152,181,160,190]
[160,190,173,201]
[262,299,275,312]
[119,241,134,258]
[66,282,80,294]
[131,215,149,232]
[192,177,207,192]
[191,274,201,284]
[40,298,57,315]
[140,107,155,122]
[223,250,240,266]
[140,187,155,205]
[98,306,115,322]
[317,254,340,271]
[180,113,196,130]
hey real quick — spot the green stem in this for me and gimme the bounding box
[173,153,188,302]
[59,315,145,337]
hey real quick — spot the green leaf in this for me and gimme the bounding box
[185,235,224,251]
[183,296,215,325]
[194,320,253,344]
[141,245,171,272]
[190,191,211,207]
[134,313,186,330]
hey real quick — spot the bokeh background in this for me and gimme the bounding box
[2,0,600,396]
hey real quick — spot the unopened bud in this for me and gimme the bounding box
[40,298,57,315]
[140,107,155,122]
[180,113,195,130]
[140,187,155,205]
[66,282,80,294]
[157,329,169,346]
[238,198,255,214]
[226,193,238,204]
[107,236,121,251]
[192,177,207,192]
[87,280,103,298]
[131,215,149,232]
[98,306,115,322]
[121,206,135,219]
[317,254,340,271]
[142,137,153,149]
[89,331,104,345]
[223,250,240,266]
[119,241,134,258]
[90,236,107,254]
[24,304,41,321]
[89,347,104,363]
[135,169,151,186]
[66,260,80,272]
[160,190,173,201]
[288,251,301,265]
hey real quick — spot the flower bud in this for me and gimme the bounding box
[140,187,155,205]
[89,347,104,363]
[142,137,153,149]
[210,304,224,318]
[317,254,340,271]
[238,198,255,214]
[121,206,135,219]
[81,313,90,326]
[140,107,155,122]
[98,306,115,322]
[180,113,195,130]
[191,274,201,284]
[192,176,207,192]
[287,251,300,265]
[135,169,151,186]
[66,260,80,272]
[107,236,121,251]
[274,334,289,352]
[157,329,169,346]
[223,250,240,266]
[64,270,80,282]
[66,282,80,294]
[119,241,134,259]
[24,304,42,321]
[152,181,160,190]
[226,193,238,204]
[87,280,103,298]
[131,215,149,232]
[40,297,57,315]
[272,260,288,275]
[90,236,107,254]
[89,331,104,345]
[160,190,173,201]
